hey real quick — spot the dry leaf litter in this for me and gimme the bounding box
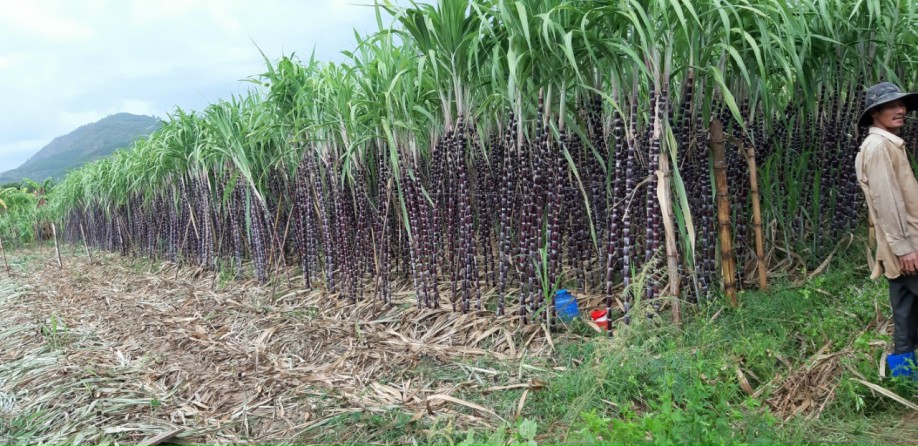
[0,249,570,444]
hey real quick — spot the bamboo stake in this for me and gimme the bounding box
[743,142,767,290]
[80,223,93,264]
[51,222,63,269]
[710,118,737,306]
[0,237,9,273]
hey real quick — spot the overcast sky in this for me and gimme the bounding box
[0,0,389,172]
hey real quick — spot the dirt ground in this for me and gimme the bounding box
[0,248,559,444]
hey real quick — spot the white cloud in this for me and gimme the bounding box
[119,100,158,117]
[128,0,196,23]
[205,0,242,33]
[0,0,395,174]
[0,0,94,42]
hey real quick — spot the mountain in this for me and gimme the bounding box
[0,113,162,184]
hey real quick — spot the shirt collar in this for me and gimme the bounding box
[869,126,905,148]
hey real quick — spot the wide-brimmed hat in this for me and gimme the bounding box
[858,82,918,127]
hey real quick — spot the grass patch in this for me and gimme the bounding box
[305,409,421,444]
[439,252,917,445]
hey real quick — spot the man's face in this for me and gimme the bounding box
[872,99,908,133]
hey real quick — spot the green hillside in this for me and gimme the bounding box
[0,113,162,184]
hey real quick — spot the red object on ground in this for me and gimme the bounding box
[590,309,608,329]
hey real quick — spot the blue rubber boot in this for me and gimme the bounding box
[887,351,916,379]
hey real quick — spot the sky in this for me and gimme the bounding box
[0,0,389,172]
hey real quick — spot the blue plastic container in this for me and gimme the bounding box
[555,289,579,322]
[888,351,916,379]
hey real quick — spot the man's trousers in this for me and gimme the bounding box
[889,274,918,354]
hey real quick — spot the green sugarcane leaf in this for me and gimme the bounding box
[562,31,582,82]
[515,2,532,52]
[718,43,752,92]
[709,65,745,131]
[666,0,688,34]
[221,171,241,206]
[560,140,598,252]
[712,0,732,39]
[734,27,766,80]
[667,133,695,258]
[679,0,700,24]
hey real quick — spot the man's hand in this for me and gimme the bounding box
[900,252,918,275]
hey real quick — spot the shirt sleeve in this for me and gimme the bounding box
[863,143,916,256]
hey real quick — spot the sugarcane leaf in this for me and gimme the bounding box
[667,135,695,258]
[607,43,649,79]
[717,43,751,91]
[562,31,582,82]
[665,0,688,33]
[712,0,732,38]
[734,27,766,80]
[515,2,532,52]
[221,171,241,206]
[678,0,700,24]
[560,141,598,252]
[708,65,745,131]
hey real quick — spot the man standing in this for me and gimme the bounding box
[856,82,918,379]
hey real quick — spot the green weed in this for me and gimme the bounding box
[39,312,64,350]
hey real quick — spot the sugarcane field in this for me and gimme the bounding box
[3,0,918,444]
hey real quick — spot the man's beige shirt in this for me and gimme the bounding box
[856,127,918,279]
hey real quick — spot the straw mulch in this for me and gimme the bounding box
[765,341,857,420]
[764,312,912,420]
[0,249,562,444]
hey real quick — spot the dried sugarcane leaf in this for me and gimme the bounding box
[541,324,555,351]
[137,428,185,446]
[503,329,517,358]
[736,366,754,396]
[471,326,502,346]
[853,379,918,411]
[879,352,888,378]
[482,382,530,393]
[426,394,503,421]
[515,388,530,421]
[808,236,849,280]
[584,318,603,333]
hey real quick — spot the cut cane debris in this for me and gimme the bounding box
[0,251,553,444]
